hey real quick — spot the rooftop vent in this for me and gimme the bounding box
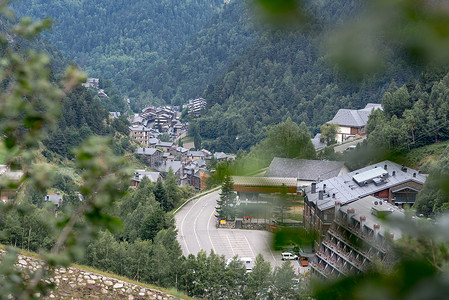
[373,177,386,186]
[401,165,407,172]
[384,164,388,170]
[353,168,388,186]
[371,205,392,217]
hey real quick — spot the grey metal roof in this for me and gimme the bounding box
[135,148,160,155]
[156,141,174,147]
[305,160,427,211]
[326,109,370,128]
[214,152,229,160]
[176,147,188,153]
[158,161,182,174]
[129,125,152,132]
[149,138,158,145]
[196,159,206,167]
[360,103,383,112]
[311,133,326,150]
[265,158,346,181]
[352,168,388,185]
[342,195,403,239]
[187,151,204,157]
[133,170,161,183]
[326,104,382,128]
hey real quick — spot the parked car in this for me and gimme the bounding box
[345,145,357,151]
[226,257,253,272]
[281,252,298,260]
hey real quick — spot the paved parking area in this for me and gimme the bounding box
[175,190,301,270]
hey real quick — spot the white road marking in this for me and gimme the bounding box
[226,235,236,256]
[244,235,256,258]
[265,239,277,262]
[180,196,205,254]
[193,204,208,251]
[207,204,217,253]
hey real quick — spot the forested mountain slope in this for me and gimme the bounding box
[194,0,418,152]
[12,0,225,97]
[135,0,259,106]
[14,0,419,154]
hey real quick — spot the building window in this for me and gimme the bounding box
[393,192,417,203]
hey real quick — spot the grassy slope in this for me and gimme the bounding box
[394,140,449,171]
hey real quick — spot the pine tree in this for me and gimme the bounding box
[216,175,237,220]
[154,180,168,211]
[164,167,179,210]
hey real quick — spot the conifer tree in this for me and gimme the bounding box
[216,175,236,221]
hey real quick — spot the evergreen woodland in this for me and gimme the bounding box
[14,0,417,154]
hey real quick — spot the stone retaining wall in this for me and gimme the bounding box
[10,252,180,299]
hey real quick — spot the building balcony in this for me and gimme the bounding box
[315,250,349,276]
[327,227,375,261]
[334,217,388,254]
[321,240,365,272]
[310,261,330,278]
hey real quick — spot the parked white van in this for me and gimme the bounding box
[281,252,298,260]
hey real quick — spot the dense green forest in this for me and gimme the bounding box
[194,5,418,152]
[42,86,133,160]
[14,0,420,154]
[12,0,226,105]
[175,0,416,152]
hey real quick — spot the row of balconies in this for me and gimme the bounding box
[310,261,331,278]
[315,250,350,276]
[334,217,388,254]
[327,227,375,261]
[321,240,365,272]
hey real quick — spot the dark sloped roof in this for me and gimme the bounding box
[326,103,382,128]
[158,161,182,173]
[265,158,346,181]
[187,151,204,157]
[326,109,370,128]
[135,148,160,155]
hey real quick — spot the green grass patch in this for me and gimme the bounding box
[400,140,449,170]
[181,135,194,144]
[0,143,20,164]
[285,202,304,222]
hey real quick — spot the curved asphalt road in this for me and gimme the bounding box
[175,190,285,269]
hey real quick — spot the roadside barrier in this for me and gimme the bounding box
[172,185,222,215]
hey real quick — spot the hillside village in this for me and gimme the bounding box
[123,96,234,191]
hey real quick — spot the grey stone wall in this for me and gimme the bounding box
[9,252,180,299]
